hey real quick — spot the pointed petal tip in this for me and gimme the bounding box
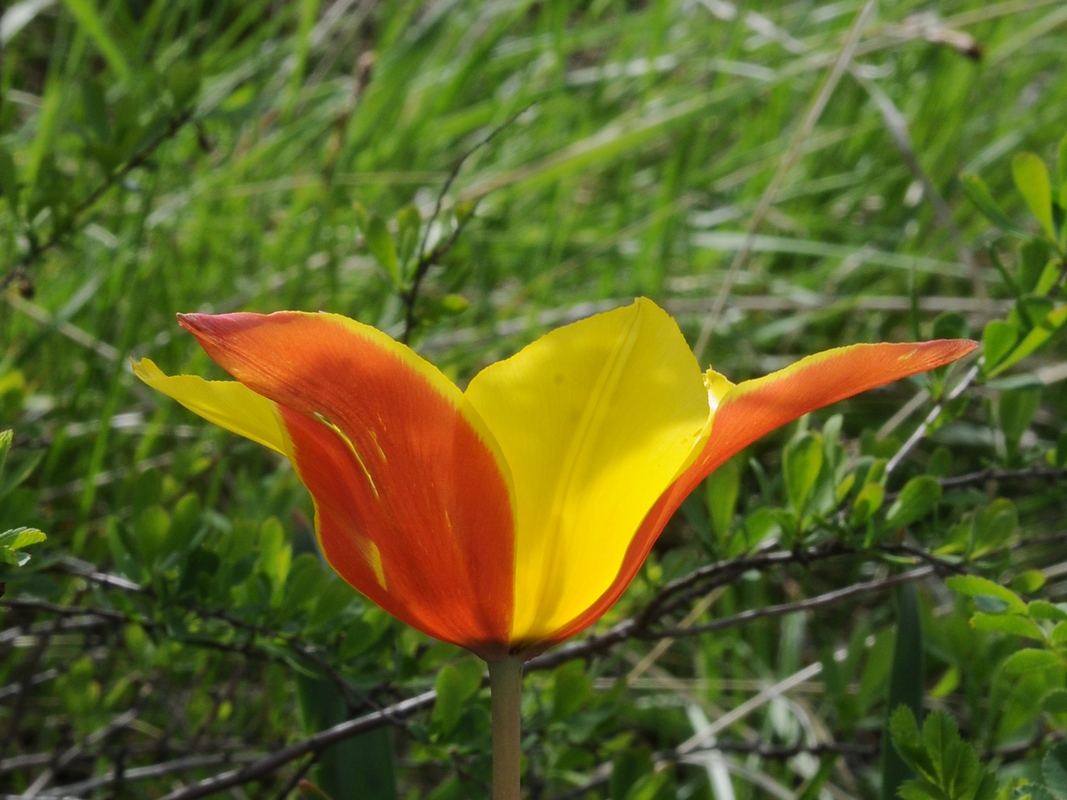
[176,311,241,336]
[131,357,160,382]
[927,337,979,358]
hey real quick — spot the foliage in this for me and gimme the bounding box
[3,1,1067,799]
[0,429,45,570]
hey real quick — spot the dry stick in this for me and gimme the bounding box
[890,465,1067,498]
[692,0,877,361]
[885,360,982,475]
[22,704,144,798]
[30,753,267,797]
[649,567,934,640]
[624,588,725,686]
[671,740,877,761]
[155,689,438,800]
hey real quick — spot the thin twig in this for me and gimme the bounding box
[648,567,934,639]
[666,739,877,761]
[400,105,532,343]
[885,361,982,475]
[156,689,438,800]
[888,465,1067,499]
[0,109,196,293]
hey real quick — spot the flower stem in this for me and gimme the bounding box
[488,656,523,800]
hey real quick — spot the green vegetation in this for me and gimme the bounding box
[2,1,1067,798]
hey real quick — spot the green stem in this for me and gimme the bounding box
[488,656,523,800]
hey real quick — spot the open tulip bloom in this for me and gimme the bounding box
[136,298,975,798]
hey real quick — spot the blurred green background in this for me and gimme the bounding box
[3,0,1067,798]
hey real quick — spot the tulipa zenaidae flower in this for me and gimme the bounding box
[136,298,976,799]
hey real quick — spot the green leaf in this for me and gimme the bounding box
[971,612,1045,641]
[395,204,422,274]
[999,388,1041,451]
[1021,239,1052,293]
[945,575,1027,614]
[883,584,926,800]
[850,481,885,527]
[1044,743,1067,800]
[0,526,46,566]
[1013,296,1055,333]
[432,658,484,734]
[1056,431,1067,468]
[1000,648,1061,674]
[835,472,856,504]
[1051,622,1067,645]
[1043,689,1067,714]
[885,476,942,531]
[1030,601,1067,622]
[1012,569,1047,594]
[438,293,469,314]
[257,517,291,591]
[626,772,671,800]
[176,547,220,597]
[552,660,592,721]
[972,499,1019,556]
[933,312,969,342]
[889,706,935,779]
[982,320,1019,373]
[990,248,1022,299]
[705,456,740,539]
[62,0,131,82]
[990,305,1067,377]
[135,505,171,565]
[1058,130,1067,192]
[164,60,202,108]
[611,749,655,800]
[960,173,1025,234]
[920,711,962,779]
[0,448,42,503]
[364,215,401,287]
[0,430,10,478]
[784,431,823,517]
[298,676,398,800]
[1013,152,1056,240]
[307,578,359,632]
[80,78,109,142]
[0,527,47,550]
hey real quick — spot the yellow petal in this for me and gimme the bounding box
[465,298,711,644]
[132,358,289,455]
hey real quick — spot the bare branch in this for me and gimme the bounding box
[156,689,438,800]
[647,567,933,639]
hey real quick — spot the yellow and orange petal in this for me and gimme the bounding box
[177,311,519,661]
[540,339,978,650]
[139,302,977,661]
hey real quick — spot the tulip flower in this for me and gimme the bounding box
[135,298,975,799]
